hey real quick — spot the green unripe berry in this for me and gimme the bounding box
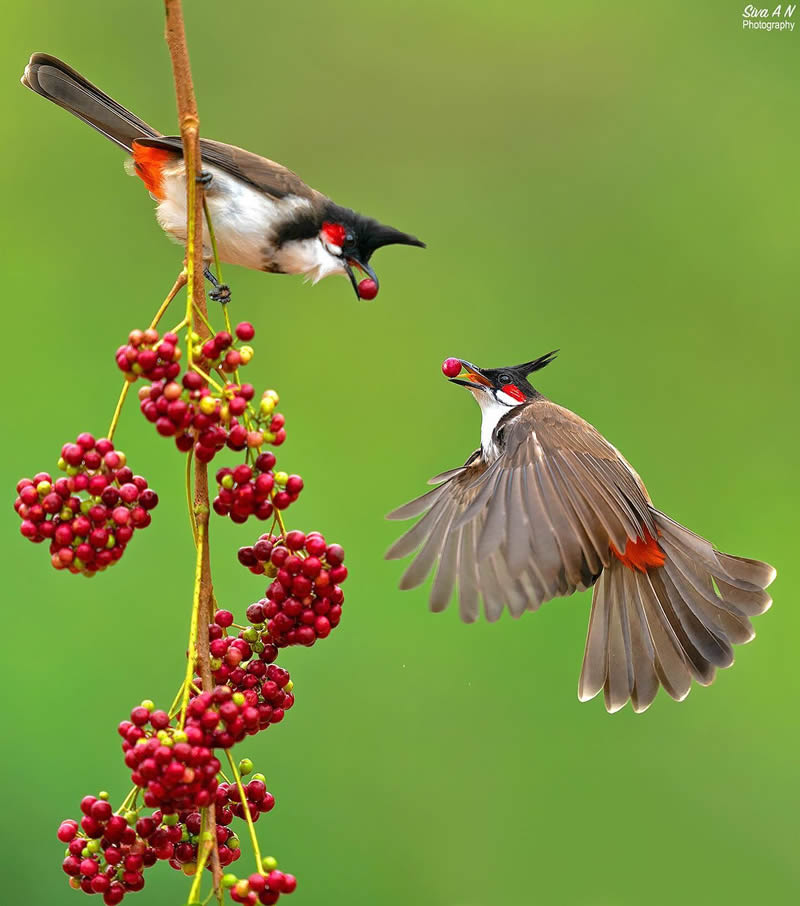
[261,856,278,872]
[238,758,254,776]
[221,874,238,889]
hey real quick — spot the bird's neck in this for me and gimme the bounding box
[476,395,517,461]
[274,237,346,282]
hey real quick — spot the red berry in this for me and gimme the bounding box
[357,278,378,300]
[442,357,462,378]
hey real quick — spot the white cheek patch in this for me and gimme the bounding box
[322,240,343,257]
[495,389,522,407]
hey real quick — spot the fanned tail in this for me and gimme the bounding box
[579,509,775,713]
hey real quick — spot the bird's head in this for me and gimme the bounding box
[318,204,425,300]
[444,351,559,411]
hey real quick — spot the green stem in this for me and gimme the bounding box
[186,449,198,544]
[179,520,206,728]
[106,381,131,443]
[190,364,226,393]
[188,808,213,902]
[192,302,216,335]
[114,785,139,816]
[224,749,264,873]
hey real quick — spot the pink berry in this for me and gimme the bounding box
[442,357,462,378]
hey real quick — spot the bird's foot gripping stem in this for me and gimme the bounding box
[203,266,231,305]
[196,170,213,188]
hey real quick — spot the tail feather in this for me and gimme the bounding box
[21,53,158,151]
[580,509,775,712]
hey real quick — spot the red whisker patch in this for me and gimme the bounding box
[500,383,525,402]
[131,143,172,200]
[321,222,346,247]
[610,530,665,573]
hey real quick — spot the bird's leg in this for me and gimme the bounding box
[196,170,213,188]
[203,266,231,305]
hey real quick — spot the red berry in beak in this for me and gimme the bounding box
[441,358,461,378]
[357,278,378,300]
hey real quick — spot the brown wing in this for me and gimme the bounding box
[134,136,319,202]
[386,399,658,622]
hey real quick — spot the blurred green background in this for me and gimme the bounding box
[2,1,798,904]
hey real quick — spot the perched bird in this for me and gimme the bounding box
[21,53,424,301]
[387,353,775,713]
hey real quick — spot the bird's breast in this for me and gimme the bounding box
[151,162,316,272]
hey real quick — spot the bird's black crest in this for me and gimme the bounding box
[516,350,559,376]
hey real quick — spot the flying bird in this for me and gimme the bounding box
[386,353,775,713]
[21,53,424,301]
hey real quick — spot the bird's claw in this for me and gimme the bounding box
[210,284,231,304]
[196,171,213,188]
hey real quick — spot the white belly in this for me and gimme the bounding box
[154,162,315,271]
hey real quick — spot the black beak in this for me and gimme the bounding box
[344,257,379,300]
[449,359,492,389]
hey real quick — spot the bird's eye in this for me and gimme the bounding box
[499,372,512,383]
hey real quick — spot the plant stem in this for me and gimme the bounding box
[179,519,205,727]
[149,270,188,330]
[164,0,221,890]
[107,270,188,443]
[106,382,131,443]
[224,749,264,873]
[186,449,198,544]
[188,808,213,903]
[114,785,139,816]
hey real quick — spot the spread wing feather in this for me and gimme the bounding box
[386,400,653,620]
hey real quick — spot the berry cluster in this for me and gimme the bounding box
[139,375,277,460]
[119,706,220,813]
[15,435,158,576]
[141,806,243,872]
[225,865,297,906]
[213,455,303,523]
[217,777,275,824]
[194,322,255,374]
[116,329,182,383]
[186,674,294,749]
[59,795,159,903]
[237,532,347,647]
